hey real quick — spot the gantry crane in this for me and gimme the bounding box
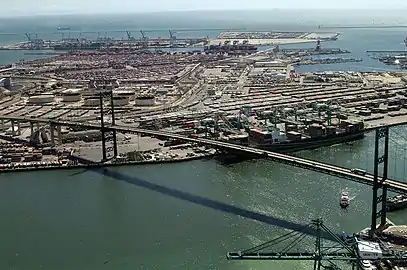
[169,30,176,47]
[214,111,242,136]
[140,30,149,48]
[126,31,136,41]
[227,218,406,270]
[25,33,44,50]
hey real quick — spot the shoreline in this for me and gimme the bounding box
[207,38,318,46]
[0,153,216,174]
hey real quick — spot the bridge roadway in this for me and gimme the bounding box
[0,67,15,73]
[1,115,407,193]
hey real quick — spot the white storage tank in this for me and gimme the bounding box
[83,97,100,106]
[135,95,155,106]
[28,94,55,104]
[112,96,129,106]
[61,89,82,102]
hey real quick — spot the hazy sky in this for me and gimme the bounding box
[7,0,407,16]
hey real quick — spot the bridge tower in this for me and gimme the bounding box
[99,91,118,162]
[370,126,389,236]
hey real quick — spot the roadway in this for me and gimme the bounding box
[0,67,15,73]
[1,115,407,193]
[109,124,407,194]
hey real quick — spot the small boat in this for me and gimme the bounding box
[340,190,350,208]
[341,231,355,244]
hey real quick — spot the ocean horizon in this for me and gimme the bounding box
[0,10,406,70]
[3,9,407,28]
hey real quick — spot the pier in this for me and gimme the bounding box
[387,194,407,212]
[0,29,341,51]
[366,50,407,53]
[321,25,407,29]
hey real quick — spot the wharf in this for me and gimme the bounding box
[24,52,63,56]
[296,57,362,65]
[364,114,407,130]
[378,225,407,254]
[207,38,316,46]
[366,50,407,53]
[281,48,350,55]
[322,25,407,29]
[357,219,407,255]
[0,152,216,174]
[387,194,407,212]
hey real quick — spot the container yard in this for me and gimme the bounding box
[0,35,406,166]
[0,141,75,169]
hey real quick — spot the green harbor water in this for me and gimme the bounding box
[1,129,407,270]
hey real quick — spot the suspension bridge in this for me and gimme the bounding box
[0,115,406,191]
[1,109,407,269]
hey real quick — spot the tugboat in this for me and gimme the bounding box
[340,190,350,208]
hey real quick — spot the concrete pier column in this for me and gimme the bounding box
[11,120,15,136]
[16,122,21,135]
[50,124,55,146]
[57,125,62,144]
[30,122,34,136]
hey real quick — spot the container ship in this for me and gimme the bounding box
[246,119,365,153]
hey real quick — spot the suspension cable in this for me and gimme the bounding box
[280,232,309,253]
[242,223,313,253]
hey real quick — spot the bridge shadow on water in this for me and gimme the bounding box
[83,167,337,242]
[213,153,262,166]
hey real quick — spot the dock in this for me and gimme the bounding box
[387,194,407,212]
[366,50,407,53]
[321,25,407,29]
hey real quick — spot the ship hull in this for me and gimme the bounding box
[340,203,349,209]
[250,131,365,153]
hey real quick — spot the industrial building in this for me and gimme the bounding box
[135,95,155,106]
[83,97,100,106]
[28,94,55,104]
[88,79,119,89]
[61,89,82,102]
[112,96,129,106]
[0,77,12,89]
[114,90,135,101]
[156,88,169,95]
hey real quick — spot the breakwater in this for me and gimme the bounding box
[296,57,363,65]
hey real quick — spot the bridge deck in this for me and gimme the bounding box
[1,115,406,193]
